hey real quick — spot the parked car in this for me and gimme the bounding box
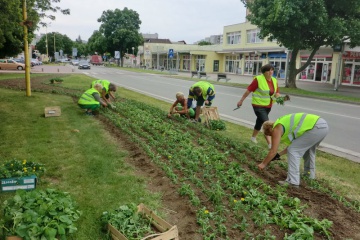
[0,59,25,70]
[78,60,91,69]
[71,59,79,66]
[14,58,35,67]
[31,58,42,66]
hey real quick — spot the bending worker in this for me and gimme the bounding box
[187,81,215,122]
[78,83,108,115]
[168,92,195,118]
[91,79,117,104]
[258,113,329,187]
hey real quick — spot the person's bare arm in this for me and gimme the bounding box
[237,90,251,107]
[258,124,283,170]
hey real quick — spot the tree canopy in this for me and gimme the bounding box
[0,0,69,58]
[96,8,143,64]
[242,0,360,88]
[35,32,73,58]
[198,41,212,46]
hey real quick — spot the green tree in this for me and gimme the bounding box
[0,0,69,58]
[35,32,73,59]
[198,41,212,46]
[97,8,143,65]
[241,0,360,88]
[87,30,107,55]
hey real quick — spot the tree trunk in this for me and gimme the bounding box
[286,48,299,88]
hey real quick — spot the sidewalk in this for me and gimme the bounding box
[174,71,360,100]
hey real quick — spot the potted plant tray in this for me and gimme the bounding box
[107,203,179,240]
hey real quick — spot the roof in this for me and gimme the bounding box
[144,38,172,44]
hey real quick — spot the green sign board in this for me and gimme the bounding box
[1,175,37,192]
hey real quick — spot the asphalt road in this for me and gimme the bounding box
[76,66,360,163]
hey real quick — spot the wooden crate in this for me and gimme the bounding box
[202,106,220,126]
[108,203,179,240]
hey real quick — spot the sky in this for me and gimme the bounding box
[36,0,247,44]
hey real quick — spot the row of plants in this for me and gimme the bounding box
[101,99,335,239]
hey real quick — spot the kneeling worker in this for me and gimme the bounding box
[91,79,117,104]
[187,81,215,122]
[168,92,195,118]
[78,83,108,115]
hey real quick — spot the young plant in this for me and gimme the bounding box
[1,189,81,239]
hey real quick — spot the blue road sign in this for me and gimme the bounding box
[168,49,174,58]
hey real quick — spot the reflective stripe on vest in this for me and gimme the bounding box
[274,113,320,145]
[191,81,215,100]
[78,88,100,105]
[251,74,277,106]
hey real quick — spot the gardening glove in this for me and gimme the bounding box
[284,94,290,101]
[271,153,281,161]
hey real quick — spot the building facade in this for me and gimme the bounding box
[139,22,360,86]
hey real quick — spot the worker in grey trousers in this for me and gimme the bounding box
[257,113,329,187]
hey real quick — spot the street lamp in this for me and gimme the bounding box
[45,25,49,61]
[132,47,134,67]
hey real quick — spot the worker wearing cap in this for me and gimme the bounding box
[258,113,329,187]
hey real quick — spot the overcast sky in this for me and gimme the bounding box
[36,0,247,44]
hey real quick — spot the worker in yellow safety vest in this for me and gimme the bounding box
[78,83,108,116]
[91,79,117,104]
[259,113,329,187]
[187,81,215,122]
[236,64,281,148]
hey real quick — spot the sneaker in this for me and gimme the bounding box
[250,137,258,144]
[278,180,299,188]
[85,111,94,116]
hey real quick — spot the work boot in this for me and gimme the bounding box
[278,180,299,188]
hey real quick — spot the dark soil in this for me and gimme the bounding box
[1,76,360,240]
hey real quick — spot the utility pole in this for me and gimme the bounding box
[45,26,49,60]
[22,0,31,96]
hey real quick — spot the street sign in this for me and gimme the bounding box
[114,51,120,59]
[168,49,174,58]
[72,48,77,57]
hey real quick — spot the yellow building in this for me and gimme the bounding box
[139,22,360,86]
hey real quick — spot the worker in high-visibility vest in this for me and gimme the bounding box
[236,64,281,148]
[91,79,117,104]
[187,81,215,122]
[258,113,329,187]
[78,83,108,116]
[168,92,195,118]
